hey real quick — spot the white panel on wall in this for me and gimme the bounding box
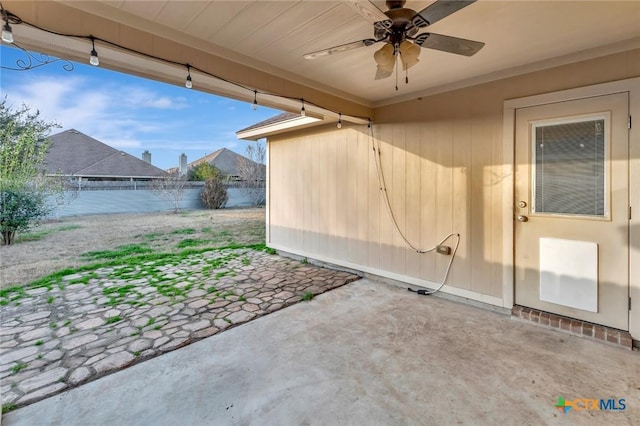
[539,237,598,312]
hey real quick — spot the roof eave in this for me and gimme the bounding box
[236,115,324,141]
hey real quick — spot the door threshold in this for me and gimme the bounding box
[511,305,633,350]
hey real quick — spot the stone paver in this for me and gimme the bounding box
[0,248,359,408]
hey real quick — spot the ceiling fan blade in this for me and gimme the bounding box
[345,1,392,28]
[304,39,378,60]
[414,33,484,56]
[414,0,476,27]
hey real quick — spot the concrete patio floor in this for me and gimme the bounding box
[3,279,639,425]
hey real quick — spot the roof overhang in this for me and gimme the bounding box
[2,1,639,117]
[236,114,322,141]
[236,106,374,141]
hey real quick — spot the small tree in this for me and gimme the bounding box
[200,175,228,209]
[150,171,188,214]
[1,187,50,245]
[188,162,222,181]
[236,143,266,205]
[0,100,60,245]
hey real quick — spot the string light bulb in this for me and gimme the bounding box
[0,5,375,126]
[252,90,258,110]
[1,21,12,43]
[185,65,192,89]
[89,36,99,66]
[337,113,342,129]
[1,5,13,44]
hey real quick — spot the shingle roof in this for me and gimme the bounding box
[44,129,168,178]
[236,112,300,134]
[189,147,263,177]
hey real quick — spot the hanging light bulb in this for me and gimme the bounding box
[300,99,306,117]
[1,6,13,44]
[185,65,192,89]
[252,90,258,110]
[89,36,99,66]
[337,113,342,129]
[399,40,420,71]
[1,21,12,43]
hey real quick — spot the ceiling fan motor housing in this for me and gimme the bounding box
[386,0,407,9]
[379,5,422,43]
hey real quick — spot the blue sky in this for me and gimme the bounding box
[0,45,279,170]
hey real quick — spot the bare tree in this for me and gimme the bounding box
[45,174,79,220]
[150,171,188,213]
[201,175,228,209]
[236,143,266,206]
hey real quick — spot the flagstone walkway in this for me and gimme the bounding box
[0,248,359,409]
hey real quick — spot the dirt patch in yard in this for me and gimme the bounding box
[0,208,265,289]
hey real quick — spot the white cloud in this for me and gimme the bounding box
[0,65,263,170]
[1,73,194,151]
[5,77,95,125]
[143,139,221,151]
[123,88,189,110]
[102,138,142,149]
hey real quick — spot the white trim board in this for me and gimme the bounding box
[266,243,505,308]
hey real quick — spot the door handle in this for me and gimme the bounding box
[517,215,528,222]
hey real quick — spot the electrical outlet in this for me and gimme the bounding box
[436,245,451,255]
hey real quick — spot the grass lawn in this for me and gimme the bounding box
[0,208,266,291]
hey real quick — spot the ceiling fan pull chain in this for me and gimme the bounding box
[395,56,399,91]
[406,68,409,85]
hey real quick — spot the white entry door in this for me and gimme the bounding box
[514,92,629,330]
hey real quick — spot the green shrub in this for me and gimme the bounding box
[1,188,50,245]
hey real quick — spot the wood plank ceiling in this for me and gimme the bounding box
[30,1,640,106]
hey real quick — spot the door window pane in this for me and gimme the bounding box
[533,118,606,216]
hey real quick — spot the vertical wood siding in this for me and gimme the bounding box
[268,120,505,299]
[268,48,640,303]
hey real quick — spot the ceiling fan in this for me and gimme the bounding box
[304,0,485,86]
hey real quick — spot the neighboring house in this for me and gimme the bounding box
[44,129,168,182]
[12,1,639,346]
[42,129,205,217]
[176,148,265,182]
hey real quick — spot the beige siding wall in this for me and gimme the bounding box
[267,48,640,305]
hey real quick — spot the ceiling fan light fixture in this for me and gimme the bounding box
[399,40,420,71]
[374,43,395,68]
[374,43,396,80]
[375,66,393,80]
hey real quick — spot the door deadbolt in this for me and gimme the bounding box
[517,201,527,208]
[517,215,528,222]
